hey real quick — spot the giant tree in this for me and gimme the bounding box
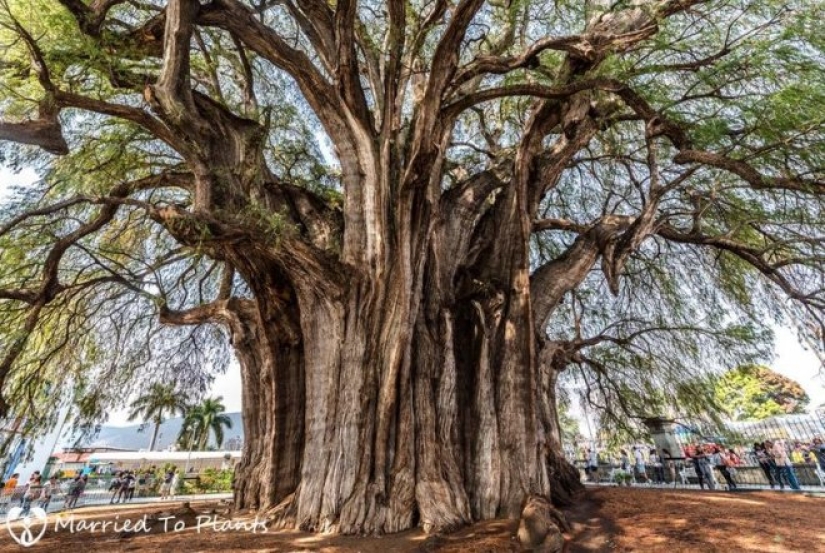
[1,0,824,535]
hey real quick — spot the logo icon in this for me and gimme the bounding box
[6,507,48,547]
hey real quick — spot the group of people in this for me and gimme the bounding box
[1,464,186,514]
[108,471,138,503]
[752,439,813,491]
[582,435,825,491]
[108,467,180,503]
[584,446,672,484]
[686,444,740,490]
[1,471,61,514]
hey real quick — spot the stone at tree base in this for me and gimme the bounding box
[517,495,569,552]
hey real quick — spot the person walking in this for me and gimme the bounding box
[771,439,801,491]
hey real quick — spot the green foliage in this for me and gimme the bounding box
[177,396,232,450]
[713,364,810,421]
[128,383,189,444]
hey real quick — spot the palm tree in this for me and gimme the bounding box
[128,383,188,451]
[178,396,233,450]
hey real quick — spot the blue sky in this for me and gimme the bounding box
[1,164,823,427]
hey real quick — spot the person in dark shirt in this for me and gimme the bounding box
[812,438,825,472]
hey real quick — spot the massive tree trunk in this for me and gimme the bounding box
[219,168,581,535]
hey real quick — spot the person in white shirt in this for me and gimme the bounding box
[586,448,599,481]
[633,447,647,483]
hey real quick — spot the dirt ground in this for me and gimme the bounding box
[1,488,822,552]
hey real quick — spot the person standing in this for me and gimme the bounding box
[126,471,137,502]
[812,438,825,473]
[160,469,174,500]
[713,447,737,490]
[619,450,630,472]
[169,470,180,501]
[650,449,665,484]
[65,475,86,509]
[633,447,647,484]
[692,445,716,490]
[108,472,123,504]
[115,472,133,503]
[771,439,801,491]
[21,476,42,516]
[754,442,777,488]
[39,476,58,511]
[3,473,19,493]
[586,448,599,482]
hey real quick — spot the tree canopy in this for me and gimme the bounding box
[714,364,810,421]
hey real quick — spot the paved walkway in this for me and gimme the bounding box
[0,492,233,523]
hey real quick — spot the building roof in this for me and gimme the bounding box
[87,451,242,462]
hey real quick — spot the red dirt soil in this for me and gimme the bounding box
[1,487,822,552]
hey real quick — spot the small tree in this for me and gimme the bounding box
[128,383,188,451]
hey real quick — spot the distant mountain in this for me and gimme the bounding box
[63,412,244,451]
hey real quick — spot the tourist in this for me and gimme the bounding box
[126,471,137,501]
[712,447,737,490]
[586,448,599,482]
[117,471,134,503]
[633,447,647,484]
[3,473,19,505]
[170,470,181,500]
[753,442,777,488]
[619,450,630,472]
[661,448,677,484]
[650,449,665,484]
[160,469,174,500]
[812,438,825,472]
[39,476,58,511]
[3,473,18,492]
[770,439,801,490]
[65,475,86,509]
[108,472,122,504]
[21,476,42,516]
[791,442,805,464]
[692,445,716,490]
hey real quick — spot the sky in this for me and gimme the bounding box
[1,164,823,428]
